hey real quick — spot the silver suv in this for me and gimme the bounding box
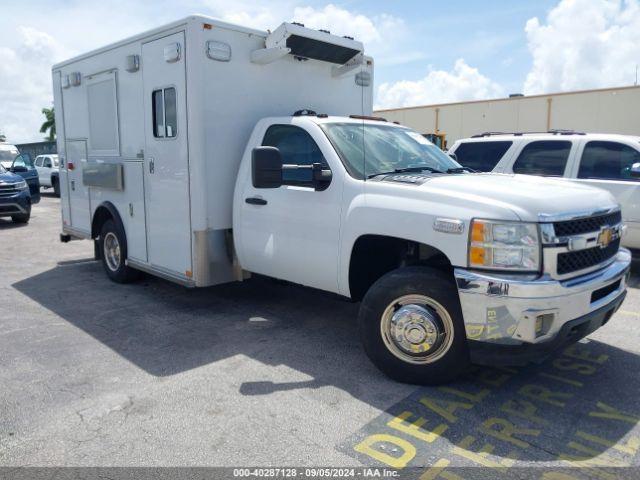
[449,131,640,252]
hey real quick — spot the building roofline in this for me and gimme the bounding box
[374,84,640,113]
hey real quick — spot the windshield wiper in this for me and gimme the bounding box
[367,166,444,179]
[446,167,476,174]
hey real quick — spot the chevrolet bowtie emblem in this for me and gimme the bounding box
[597,226,616,249]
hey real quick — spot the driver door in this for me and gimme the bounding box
[238,123,343,293]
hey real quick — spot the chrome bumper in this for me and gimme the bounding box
[454,249,631,348]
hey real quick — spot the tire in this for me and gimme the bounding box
[11,211,30,224]
[358,266,469,385]
[98,218,141,283]
[52,177,60,197]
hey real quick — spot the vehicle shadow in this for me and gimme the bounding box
[11,261,640,466]
[0,218,28,229]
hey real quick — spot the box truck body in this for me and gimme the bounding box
[53,15,373,287]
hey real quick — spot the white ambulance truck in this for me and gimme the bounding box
[54,16,631,384]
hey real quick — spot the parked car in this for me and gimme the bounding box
[55,16,630,385]
[0,161,32,223]
[0,149,41,204]
[449,132,640,252]
[34,154,60,197]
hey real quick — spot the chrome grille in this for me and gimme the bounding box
[553,211,622,237]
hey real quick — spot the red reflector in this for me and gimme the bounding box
[68,162,75,170]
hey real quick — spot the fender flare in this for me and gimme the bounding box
[91,201,126,240]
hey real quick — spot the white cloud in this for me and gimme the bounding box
[0,27,68,143]
[375,59,505,109]
[523,0,640,95]
[292,4,384,44]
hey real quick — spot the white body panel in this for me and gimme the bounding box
[141,31,191,275]
[450,133,640,250]
[53,15,373,286]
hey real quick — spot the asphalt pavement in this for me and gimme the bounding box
[1,195,639,477]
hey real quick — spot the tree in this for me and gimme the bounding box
[0,132,5,142]
[40,107,56,141]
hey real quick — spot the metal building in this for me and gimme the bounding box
[15,140,57,160]
[374,85,640,149]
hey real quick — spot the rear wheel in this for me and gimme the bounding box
[358,266,469,385]
[98,219,141,283]
[52,177,60,197]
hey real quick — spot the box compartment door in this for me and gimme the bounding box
[141,32,192,277]
[65,139,91,234]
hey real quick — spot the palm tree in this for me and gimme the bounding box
[40,107,56,141]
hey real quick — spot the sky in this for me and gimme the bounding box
[1,0,639,143]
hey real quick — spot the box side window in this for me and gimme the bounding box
[512,140,571,177]
[578,141,640,181]
[454,141,512,172]
[262,124,327,182]
[87,73,120,155]
[152,87,177,139]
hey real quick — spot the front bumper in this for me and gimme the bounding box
[0,191,31,217]
[454,249,631,365]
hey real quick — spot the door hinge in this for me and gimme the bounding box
[129,203,134,217]
[149,158,155,174]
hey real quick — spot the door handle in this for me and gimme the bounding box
[245,197,267,206]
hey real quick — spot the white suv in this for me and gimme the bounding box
[34,154,60,197]
[449,132,640,251]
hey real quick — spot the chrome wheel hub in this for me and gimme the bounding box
[103,232,121,272]
[380,294,454,364]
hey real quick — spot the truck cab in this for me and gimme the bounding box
[234,114,631,383]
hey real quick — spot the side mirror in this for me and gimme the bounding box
[631,162,640,179]
[252,147,283,189]
[311,163,332,191]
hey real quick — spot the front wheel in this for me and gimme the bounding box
[98,219,141,283]
[358,266,469,385]
[11,211,30,224]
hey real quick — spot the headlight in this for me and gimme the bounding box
[469,219,541,271]
[14,180,28,190]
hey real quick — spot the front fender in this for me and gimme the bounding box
[337,182,519,297]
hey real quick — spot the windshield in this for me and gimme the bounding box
[0,149,18,166]
[321,122,462,179]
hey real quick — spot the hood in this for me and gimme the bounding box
[0,170,24,184]
[422,173,617,222]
